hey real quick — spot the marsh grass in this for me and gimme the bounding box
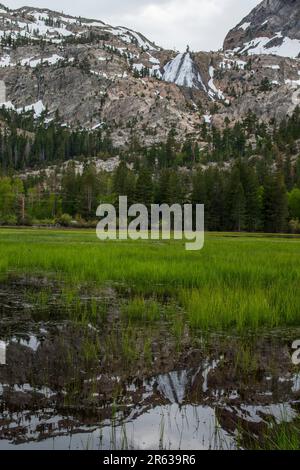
[82,335,101,363]
[25,288,52,309]
[181,284,300,331]
[1,229,300,330]
[121,297,161,322]
[243,419,300,450]
[233,344,259,377]
[259,421,300,450]
[24,284,109,327]
[120,325,140,366]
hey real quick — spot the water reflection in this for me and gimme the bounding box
[0,284,300,449]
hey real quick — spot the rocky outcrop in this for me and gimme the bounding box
[0,1,300,149]
[162,52,207,91]
[0,4,213,145]
[224,0,300,58]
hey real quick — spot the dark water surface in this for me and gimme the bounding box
[0,280,300,450]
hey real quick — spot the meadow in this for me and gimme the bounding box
[0,228,300,331]
[1,228,300,449]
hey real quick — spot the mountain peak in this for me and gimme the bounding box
[162,52,206,90]
[0,3,159,50]
[224,0,300,58]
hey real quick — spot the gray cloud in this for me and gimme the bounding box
[4,0,261,51]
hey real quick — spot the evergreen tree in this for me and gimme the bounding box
[263,172,288,233]
[79,164,99,218]
[0,177,14,218]
[288,188,300,220]
[61,164,79,216]
[205,168,226,231]
[240,164,262,231]
[135,166,154,208]
[112,162,136,206]
[192,170,206,205]
[227,167,246,232]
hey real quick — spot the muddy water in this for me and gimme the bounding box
[0,280,300,450]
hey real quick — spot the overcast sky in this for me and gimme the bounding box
[5,0,261,51]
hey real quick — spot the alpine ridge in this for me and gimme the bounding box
[224,0,300,57]
[0,0,300,149]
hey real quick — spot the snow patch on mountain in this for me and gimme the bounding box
[0,16,74,42]
[208,66,225,100]
[0,99,46,118]
[240,22,251,31]
[0,53,71,68]
[0,54,11,67]
[0,7,159,51]
[150,65,162,79]
[236,33,300,58]
[104,26,158,51]
[203,114,212,124]
[219,58,247,70]
[264,64,280,70]
[133,62,162,79]
[224,0,300,59]
[162,52,206,91]
[22,54,66,67]
[120,28,158,51]
[163,53,193,87]
[148,53,160,65]
[133,63,144,72]
[285,78,300,87]
[24,100,46,117]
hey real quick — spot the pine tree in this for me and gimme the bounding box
[288,188,300,220]
[0,177,14,218]
[79,164,99,218]
[61,164,79,216]
[240,164,262,232]
[227,167,246,232]
[112,162,136,206]
[135,166,154,208]
[205,168,226,231]
[192,170,206,205]
[263,172,288,233]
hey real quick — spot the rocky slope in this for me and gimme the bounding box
[0,3,213,146]
[0,1,300,150]
[0,3,159,49]
[224,0,300,58]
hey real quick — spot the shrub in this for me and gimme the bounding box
[0,214,17,226]
[289,219,300,234]
[56,213,73,227]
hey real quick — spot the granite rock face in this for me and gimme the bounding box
[224,0,300,57]
[0,1,300,148]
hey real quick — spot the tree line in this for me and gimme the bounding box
[0,108,114,171]
[1,158,300,233]
[1,107,300,232]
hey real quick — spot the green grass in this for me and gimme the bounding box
[243,419,300,450]
[259,421,300,450]
[121,297,162,322]
[1,228,300,330]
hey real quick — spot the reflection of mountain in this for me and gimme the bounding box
[1,330,300,449]
[154,359,220,404]
[0,341,5,365]
[1,284,300,449]
[156,370,190,404]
